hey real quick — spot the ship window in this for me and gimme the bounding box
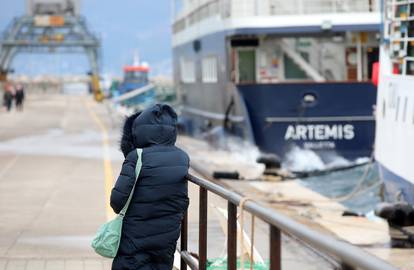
[284,52,310,80]
[231,39,259,47]
[412,103,414,124]
[302,93,317,107]
[180,58,196,83]
[403,97,408,122]
[202,56,218,83]
[125,71,148,83]
[382,99,386,119]
[395,96,400,121]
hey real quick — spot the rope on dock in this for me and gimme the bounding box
[332,153,381,202]
[239,197,255,270]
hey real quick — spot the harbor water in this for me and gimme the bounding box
[299,163,382,215]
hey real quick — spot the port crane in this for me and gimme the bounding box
[0,0,103,101]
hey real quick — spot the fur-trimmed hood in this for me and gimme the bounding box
[120,104,177,157]
[120,111,141,157]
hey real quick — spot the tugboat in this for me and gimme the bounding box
[113,54,156,108]
[375,0,414,248]
[172,0,380,163]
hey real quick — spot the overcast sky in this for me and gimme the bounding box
[0,0,172,77]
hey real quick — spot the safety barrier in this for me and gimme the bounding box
[178,173,397,270]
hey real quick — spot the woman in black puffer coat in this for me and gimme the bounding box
[110,104,189,270]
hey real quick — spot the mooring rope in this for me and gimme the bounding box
[332,153,379,202]
[239,197,256,270]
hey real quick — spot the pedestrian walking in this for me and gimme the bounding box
[15,84,25,111]
[3,83,14,112]
[110,104,189,270]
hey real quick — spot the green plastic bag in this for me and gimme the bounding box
[91,148,143,258]
[207,258,269,270]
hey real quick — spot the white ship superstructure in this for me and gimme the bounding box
[375,0,414,204]
[173,0,380,47]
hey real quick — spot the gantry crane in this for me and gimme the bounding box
[0,0,103,101]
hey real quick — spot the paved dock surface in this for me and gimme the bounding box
[0,94,119,269]
[0,93,332,270]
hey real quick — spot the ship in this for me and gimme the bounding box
[172,0,381,163]
[375,0,414,205]
[374,0,414,248]
[112,54,156,108]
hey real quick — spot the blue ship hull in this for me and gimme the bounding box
[118,81,147,94]
[117,81,156,107]
[378,163,414,205]
[237,82,377,160]
[173,28,379,162]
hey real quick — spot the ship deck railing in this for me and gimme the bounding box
[178,173,397,270]
[230,0,379,17]
[173,0,379,34]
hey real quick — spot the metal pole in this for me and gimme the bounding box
[199,187,208,270]
[357,34,363,81]
[270,225,282,270]
[180,251,199,270]
[228,202,237,270]
[181,211,188,270]
[171,0,176,23]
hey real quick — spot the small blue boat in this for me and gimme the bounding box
[115,62,156,108]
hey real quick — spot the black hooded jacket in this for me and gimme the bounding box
[110,104,189,270]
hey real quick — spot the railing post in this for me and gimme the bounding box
[181,211,188,270]
[227,202,237,270]
[341,263,354,270]
[270,225,281,270]
[199,187,208,270]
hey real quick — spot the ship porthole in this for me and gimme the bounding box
[302,93,317,107]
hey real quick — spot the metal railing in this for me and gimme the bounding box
[174,0,378,19]
[172,0,379,34]
[229,0,379,17]
[179,173,398,270]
